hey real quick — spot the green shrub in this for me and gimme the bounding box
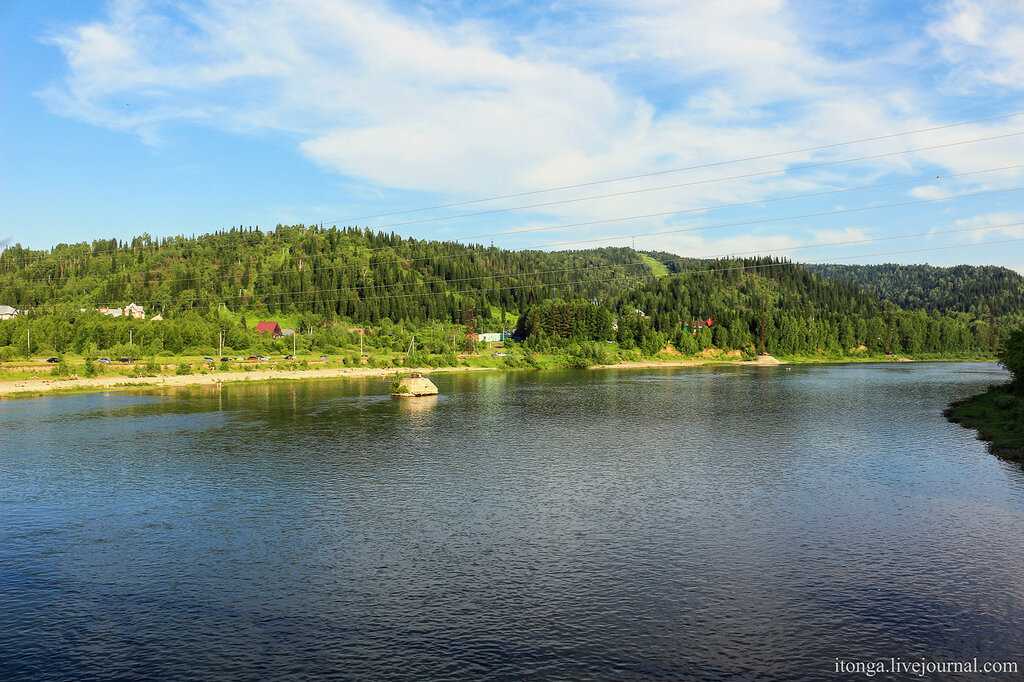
[999,327,1024,390]
[83,357,98,377]
[176,362,193,375]
[50,359,72,377]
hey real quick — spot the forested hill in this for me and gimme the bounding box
[0,225,1018,359]
[0,225,645,324]
[807,263,1024,318]
[518,255,1004,357]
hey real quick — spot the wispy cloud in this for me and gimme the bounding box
[953,211,1024,240]
[929,0,1024,90]
[35,0,1024,261]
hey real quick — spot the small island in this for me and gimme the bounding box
[391,373,439,397]
[946,328,1024,462]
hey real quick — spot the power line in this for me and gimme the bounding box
[537,184,1024,250]
[69,221,1024,308]
[7,169,1023,289]
[356,130,1024,230]
[418,163,1024,242]
[326,109,1024,223]
[342,236,1024,304]
[6,127,1022,269]
[8,163,1018,289]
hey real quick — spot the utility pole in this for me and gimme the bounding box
[26,328,30,357]
[219,330,223,359]
[129,329,133,346]
[293,330,297,356]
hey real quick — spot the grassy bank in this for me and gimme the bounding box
[0,344,995,399]
[945,385,1024,462]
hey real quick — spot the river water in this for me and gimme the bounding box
[1,362,1022,680]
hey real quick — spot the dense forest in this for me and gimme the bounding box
[519,258,1003,357]
[0,224,1021,360]
[807,263,1024,317]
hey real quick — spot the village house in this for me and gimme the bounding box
[255,321,283,337]
[0,305,19,320]
[123,303,145,319]
[98,306,123,318]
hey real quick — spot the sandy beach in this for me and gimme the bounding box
[0,356,789,398]
[0,365,493,398]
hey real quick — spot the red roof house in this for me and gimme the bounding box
[255,321,283,337]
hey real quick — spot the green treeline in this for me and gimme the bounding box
[945,328,1024,460]
[806,263,1024,318]
[0,225,1020,359]
[516,258,1006,357]
[0,225,641,325]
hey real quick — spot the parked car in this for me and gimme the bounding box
[319,355,328,361]
[203,356,215,363]
[284,354,294,360]
[118,357,134,363]
[46,357,61,363]
[258,355,270,362]
[97,357,112,364]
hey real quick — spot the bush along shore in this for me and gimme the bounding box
[945,327,1024,462]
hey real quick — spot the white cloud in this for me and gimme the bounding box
[811,227,871,244]
[910,184,952,199]
[953,211,1024,240]
[36,0,1024,245]
[928,0,1024,90]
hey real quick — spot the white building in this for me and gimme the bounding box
[124,303,145,319]
[0,305,19,320]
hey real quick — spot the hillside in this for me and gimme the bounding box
[519,257,1000,357]
[0,225,1017,359]
[0,225,648,326]
[806,263,1024,318]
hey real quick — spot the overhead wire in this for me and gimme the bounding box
[6,166,1023,290]
[326,109,1024,222]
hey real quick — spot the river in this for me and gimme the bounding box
[1,362,1022,680]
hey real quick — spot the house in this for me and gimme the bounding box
[255,321,283,337]
[477,332,503,343]
[0,305,19,320]
[124,303,145,319]
[98,306,123,318]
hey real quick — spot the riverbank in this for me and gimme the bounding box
[0,352,989,398]
[945,385,1024,462]
[0,364,498,398]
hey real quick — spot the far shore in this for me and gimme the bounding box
[0,353,989,399]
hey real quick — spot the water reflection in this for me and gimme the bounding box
[0,362,1021,681]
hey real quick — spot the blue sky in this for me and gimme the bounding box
[2,0,1024,272]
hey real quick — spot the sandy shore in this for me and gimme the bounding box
[0,356,792,398]
[0,365,496,398]
[591,354,783,370]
